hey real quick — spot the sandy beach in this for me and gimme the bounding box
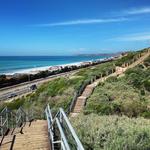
[6,58,110,76]
[5,58,111,76]
[5,62,83,75]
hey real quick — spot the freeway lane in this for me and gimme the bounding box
[0,87,31,101]
[0,70,78,101]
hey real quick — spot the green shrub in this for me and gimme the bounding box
[5,98,25,110]
[115,52,136,67]
[143,79,150,92]
[106,76,118,82]
[86,78,150,118]
[72,114,150,150]
[143,56,150,67]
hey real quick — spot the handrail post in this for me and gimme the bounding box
[0,116,2,135]
[59,111,63,124]
[6,108,8,129]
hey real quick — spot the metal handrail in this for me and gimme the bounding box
[45,104,84,150]
[16,107,26,127]
[45,105,55,150]
[56,118,70,150]
[0,107,7,115]
[0,107,8,136]
[60,108,84,150]
[0,106,32,136]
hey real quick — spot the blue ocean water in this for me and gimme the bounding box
[0,56,107,74]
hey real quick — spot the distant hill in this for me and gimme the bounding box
[75,52,123,57]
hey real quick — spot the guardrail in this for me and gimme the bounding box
[45,104,84,150]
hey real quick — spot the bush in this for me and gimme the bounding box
[143,56,150,67]
[86,79,150,118]
[106,76,118,82]
[115,52,136,67]
[5,98,25,110]
[143,79,150,92]
[72,114,150,150]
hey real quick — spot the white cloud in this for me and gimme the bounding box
[113,32,150,41]
[124,7,150,15]
[34,18,128,27]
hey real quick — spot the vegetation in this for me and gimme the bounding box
[85,58,150,118]
[9,76,84,118]
[0,66,78,88]
[115,52,136,66]
[115,48,148,67]
[1,48,149,149]
[0,60,116,117]
[71,54,150,149]
[1,49,148,114]
[72,114,150,150]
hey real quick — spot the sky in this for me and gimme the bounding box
[0,0,150,56]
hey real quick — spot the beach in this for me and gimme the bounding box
[4,57,116,76]
[0,55,113,75]
[5,62,82,75]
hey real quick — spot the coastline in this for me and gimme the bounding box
[5,62,82,76]
[5,57,114,76]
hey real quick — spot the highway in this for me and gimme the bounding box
[0,70,78,101]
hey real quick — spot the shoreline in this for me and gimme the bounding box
[4,57,114,76]
[0,54,121,89]
[5,61,83,76]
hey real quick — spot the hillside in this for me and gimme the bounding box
[0,48,150,149]
[71,53,150,149]
[0,60,116,117]
[85,63,150,118]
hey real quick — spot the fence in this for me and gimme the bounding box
[0,107,33,136]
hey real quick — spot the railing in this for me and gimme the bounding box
[66,79,91,115]
[45,104,84,150]
[16,107,26,127]
[0,107,8,136]
[0,106,33,136]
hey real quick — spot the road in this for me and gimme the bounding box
[0,70,78,101]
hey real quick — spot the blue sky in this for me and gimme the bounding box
[0,0,150,56]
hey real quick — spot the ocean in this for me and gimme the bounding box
[0,56,108,75]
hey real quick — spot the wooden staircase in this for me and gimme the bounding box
[71,84,95,117]
[0,120,50,150]
[70,50,150,117]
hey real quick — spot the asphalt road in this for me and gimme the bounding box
[0,70,78,101]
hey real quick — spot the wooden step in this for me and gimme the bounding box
[0,120,50,150]
[0,135,14,150]
[73,108,82,113]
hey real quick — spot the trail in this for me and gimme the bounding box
[70,50,150,117]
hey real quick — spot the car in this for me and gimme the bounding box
[8,93,17,99]
[30,84,37,91]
